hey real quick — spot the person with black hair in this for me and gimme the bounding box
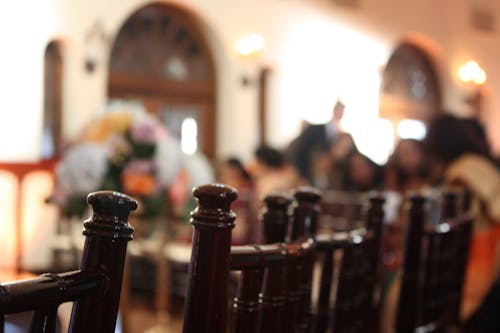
[251,144,301,204]
[218,157,252,187]
[345,152,384,192]
[381,114,500,332]
[384,139,428,194]
[217,157,256,244]
[423,113,500,328]
[423,114,492,185]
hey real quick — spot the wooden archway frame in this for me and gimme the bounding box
[107,3,217,158]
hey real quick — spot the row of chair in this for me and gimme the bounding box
[0,184,472,332]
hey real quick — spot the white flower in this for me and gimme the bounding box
[155,136,183,186]
[56,143,108,195]
[182,152,215,188]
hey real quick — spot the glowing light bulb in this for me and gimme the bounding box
[459,60,486,85]
[236,34,265,57]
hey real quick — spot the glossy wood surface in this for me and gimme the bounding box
[293,188,322,332]
[292,187,322,240]
[314,193,385,333]
[396,190,472,332]
[182,184,237,333]
[69,191,136,333]
[396,194,426,332]
[259,194,291,333]
[0,271,100,313]
[0,191,137,333]
[182,185,390,333]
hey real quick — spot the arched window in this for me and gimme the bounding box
[42,41,63,159]
[108,4,216,158]
[380,43,441,125]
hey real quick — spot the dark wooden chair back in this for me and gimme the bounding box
[182,185,322,333]
[396,190,473,332]
[0,191,137,333]
[313,194,385,333]
[319,190,366,232]
[182,184,385,333]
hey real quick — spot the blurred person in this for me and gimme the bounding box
[285,119,309,162]
[384,139,428,194]
[345,152,384,192]
[291,100,345,183]
[216,157,257,244]
[251,145,301,203]
[217,157,252,189]
[381,114,500,332]
[423,114,500,324]
[329,132,358,190]
[380,139,428,322]
[310,144,334,190]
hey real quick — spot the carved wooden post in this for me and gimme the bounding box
[452,191,473,323]
[263,195,292,243]
[259,194,292,333]
[292,187,321,332]
[69,191,137,333]
[233,267,262,333]
[441,190,458,220]
[314,246,334,333]
[424,191,457,324]
[292,187,322,241]
[183,184,237,333]
[396,195,426,333]
[360,194,386,331]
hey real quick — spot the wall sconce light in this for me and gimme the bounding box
[236,34,265,58]
[236,34,265,86]
[458,60,486,85]
[84,20,110,74]
[458,60,486,118]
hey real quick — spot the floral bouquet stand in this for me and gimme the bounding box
[49,100,214,329]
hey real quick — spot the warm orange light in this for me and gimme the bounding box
[236,34,265,57]
[0,172,18,269]
[459,60,486,85]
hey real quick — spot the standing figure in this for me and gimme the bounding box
[291,100,345,183]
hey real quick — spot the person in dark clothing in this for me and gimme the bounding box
[291,100,345,183]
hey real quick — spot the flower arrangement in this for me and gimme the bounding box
[51,100,213,220]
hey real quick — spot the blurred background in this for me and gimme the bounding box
[1,0,499,331]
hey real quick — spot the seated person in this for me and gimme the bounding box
[217,157,256,244]
[344,152,384,192]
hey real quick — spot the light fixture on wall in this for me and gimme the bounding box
[236,34,265,58]
[235,33,271,144]
[458,60,486,118]
[459,60,486,85]
[236,34,265,86]
[84,20,110,74]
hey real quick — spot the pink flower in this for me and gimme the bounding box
[130,120,158,143]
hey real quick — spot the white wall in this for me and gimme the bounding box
[1,0,500,163]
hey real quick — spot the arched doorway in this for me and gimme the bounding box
[108,3,216,158]
[379,42,441,136]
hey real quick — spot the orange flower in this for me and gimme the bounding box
[122,172,157,196]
